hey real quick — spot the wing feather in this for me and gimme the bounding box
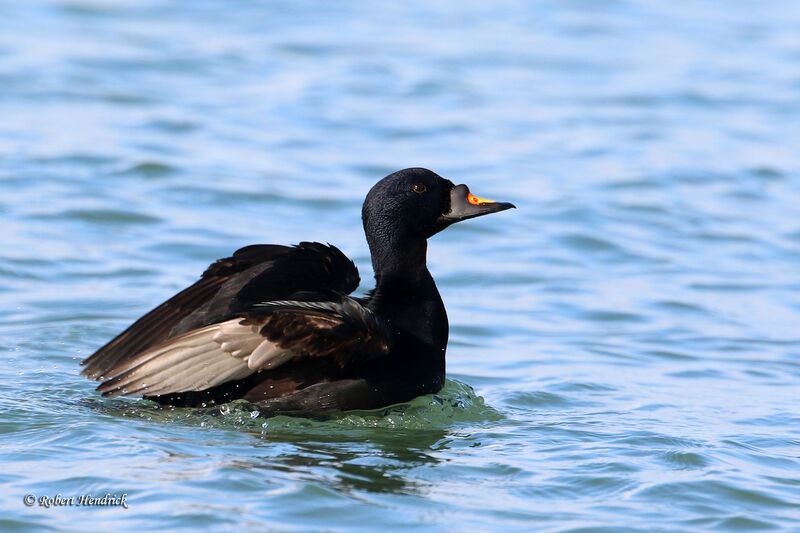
[95,320,289,398]
[81,242,360,380]
[91,296,392,399]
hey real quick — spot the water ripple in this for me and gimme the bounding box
[2,1,800,531]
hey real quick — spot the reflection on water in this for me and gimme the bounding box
[256,430,447,496]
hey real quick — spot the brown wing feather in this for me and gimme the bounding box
[93,297,392,399]
[81,242,359,380]
[245,297,392,365]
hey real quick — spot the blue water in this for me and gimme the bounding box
[2,1,800,531]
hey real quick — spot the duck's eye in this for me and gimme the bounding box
[412,182,427,194]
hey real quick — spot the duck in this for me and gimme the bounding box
[81,168,514,413]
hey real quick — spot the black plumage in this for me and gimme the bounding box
[81,168,514,413]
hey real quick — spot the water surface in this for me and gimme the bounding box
[1,1,800,531]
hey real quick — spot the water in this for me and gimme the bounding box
[2,1,800,531]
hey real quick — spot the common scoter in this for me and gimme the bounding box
[81,168,514,412]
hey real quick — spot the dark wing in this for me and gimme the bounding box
[81,242,359,380]
[94,296,392,398]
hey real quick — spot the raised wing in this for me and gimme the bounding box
[81,242,359,381]
[94,296,392,398]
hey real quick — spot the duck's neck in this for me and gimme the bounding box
[370,235,428,286]
[366,233,448,390]
[368,235,448,350]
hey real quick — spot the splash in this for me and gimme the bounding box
[85,379,503,433]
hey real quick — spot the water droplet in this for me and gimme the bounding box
[250,410,260,419]
[219,405,230,415]
[201,402,207,408]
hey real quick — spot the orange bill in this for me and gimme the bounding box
[467,192,496,205]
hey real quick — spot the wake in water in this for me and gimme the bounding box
[81,379,503,434]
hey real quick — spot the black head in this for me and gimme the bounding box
[362,167,515,242]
